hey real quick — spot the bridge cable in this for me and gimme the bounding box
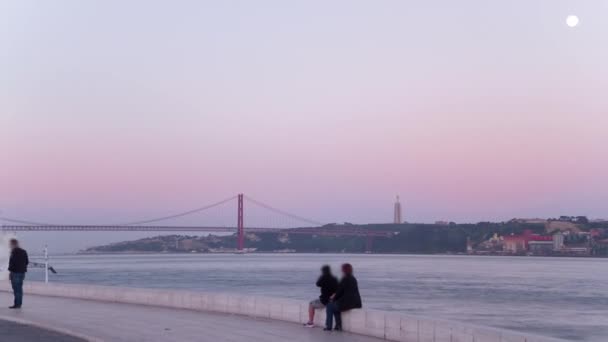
[112,195,238,226]
[0,195,238,227]
[243,195,324,227]
[0,217,61,226]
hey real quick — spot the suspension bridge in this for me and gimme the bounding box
[0,194,393,252]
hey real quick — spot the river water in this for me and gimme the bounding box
[24,253,608,341]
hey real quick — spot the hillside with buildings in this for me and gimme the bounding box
[82,218,608,256]
[470,216,608,256]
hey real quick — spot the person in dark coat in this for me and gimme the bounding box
[325,263,362,331]
[8,239,29,309]
[304,265,338,327]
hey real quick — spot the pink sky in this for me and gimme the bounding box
[1,0,608,237]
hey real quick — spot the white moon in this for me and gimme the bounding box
[566,15,579,28]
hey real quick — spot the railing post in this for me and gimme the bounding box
[44,245,49,283]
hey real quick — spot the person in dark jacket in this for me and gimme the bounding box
[304,265,338,327]
[8,239,29,309]
[325,263,362,331]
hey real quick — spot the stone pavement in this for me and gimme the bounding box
[0,294,385,342]
[0,319,86,342]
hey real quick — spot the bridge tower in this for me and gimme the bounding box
[237,194,244,251]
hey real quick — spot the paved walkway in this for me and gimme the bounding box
[0,319,86,342]
[0,294,385,342]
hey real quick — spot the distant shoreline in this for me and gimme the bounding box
[75,251,607,258]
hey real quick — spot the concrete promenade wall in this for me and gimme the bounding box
[0,282,564,342]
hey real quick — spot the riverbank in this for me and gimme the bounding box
[0,289,382,342]
[0,282,566,342]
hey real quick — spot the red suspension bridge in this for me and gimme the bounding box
[0,194,393,252]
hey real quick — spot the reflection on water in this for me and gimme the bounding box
[27,253,608,341]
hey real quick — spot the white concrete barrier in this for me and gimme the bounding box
[0,282,566,342]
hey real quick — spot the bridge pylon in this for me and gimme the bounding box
[237,194,244,252]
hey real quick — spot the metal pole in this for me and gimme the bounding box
[44,245,49,283]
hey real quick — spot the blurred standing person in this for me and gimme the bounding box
[304,265,338,327]
[325,263,362,331]
[8,239,28,309]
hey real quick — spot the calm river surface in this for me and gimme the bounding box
[26,254,607,341]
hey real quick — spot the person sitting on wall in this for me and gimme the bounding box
[304,265,338,328]
[324,263,362,331]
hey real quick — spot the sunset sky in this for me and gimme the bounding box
[1,1,607,251]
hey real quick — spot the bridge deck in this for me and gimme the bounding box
[0,294,384,342]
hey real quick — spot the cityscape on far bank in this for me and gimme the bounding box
[466,216,607,257]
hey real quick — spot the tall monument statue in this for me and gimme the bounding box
[393,195,402,224]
